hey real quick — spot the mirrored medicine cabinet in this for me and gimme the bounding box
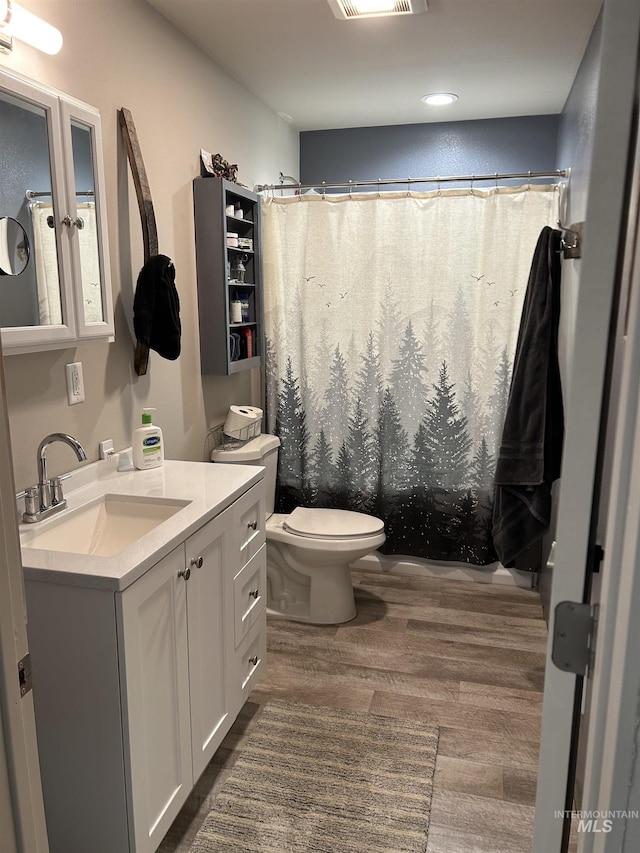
[0,65,114,354]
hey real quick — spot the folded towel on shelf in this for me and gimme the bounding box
[29,201,62,325]
[229,332,241,361]
[76,203,102,323]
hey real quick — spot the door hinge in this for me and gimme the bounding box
[18,653,32,697]
[552,601,597,676]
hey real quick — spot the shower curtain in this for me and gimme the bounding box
[261,185,558,564]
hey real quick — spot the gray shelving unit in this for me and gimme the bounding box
[193,177,263,374]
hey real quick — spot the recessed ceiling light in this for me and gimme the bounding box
[353,0,396,12]
[421,93,459,106]
[327,0,427,20]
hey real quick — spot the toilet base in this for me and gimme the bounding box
[266,541,357,625]
[266,602,356,625]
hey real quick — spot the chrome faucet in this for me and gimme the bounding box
[18,433,87,523]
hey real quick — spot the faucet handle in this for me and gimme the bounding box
[17,487,40,521]
[50,473,72,505]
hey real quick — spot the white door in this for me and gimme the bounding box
[185,512,231,779]
[533,0,640,850]
[0,343,49,851]
[577,119,640,852]
[118,545,192,853]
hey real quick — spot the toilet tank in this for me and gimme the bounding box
[211,434,280,517]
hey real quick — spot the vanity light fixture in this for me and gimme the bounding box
[0,0,63,55]
[421,93,459,106]
[327,0,427,20]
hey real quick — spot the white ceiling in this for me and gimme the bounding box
[145,0,603,132]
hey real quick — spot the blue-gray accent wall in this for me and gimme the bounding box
[300,115,561,187]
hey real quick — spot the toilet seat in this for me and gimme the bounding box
[267,512,386,554]
[283,507,385,540]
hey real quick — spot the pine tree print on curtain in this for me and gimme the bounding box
[262,185,558,565]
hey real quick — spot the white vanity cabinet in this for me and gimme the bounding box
[118,543,194,852]
[228,482,268,709]
[24,479,266,853]
[0,65,114,353]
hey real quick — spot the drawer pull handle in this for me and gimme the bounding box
[190,555,204,569]
[249,655,259,666]
[178,567,191,581]
[249,588,260,599]
[247,520,258,530]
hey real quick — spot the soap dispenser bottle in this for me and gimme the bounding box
[133,408,164,470]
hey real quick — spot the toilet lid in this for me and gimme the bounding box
[283,507,384,540]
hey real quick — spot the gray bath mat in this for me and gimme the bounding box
[190,698,438,852]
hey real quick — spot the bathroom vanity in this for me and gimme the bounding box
[20,459,266,853]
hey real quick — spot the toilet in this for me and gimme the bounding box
[211,434,385,624]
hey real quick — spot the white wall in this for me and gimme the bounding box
[556,11,603,401]
[538,10,603,622]
[0,0,298,489]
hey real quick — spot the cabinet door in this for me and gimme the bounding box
[0,69,77,352]
[117,545,192,853]
[185,510,233,779]
[60,99,114,341]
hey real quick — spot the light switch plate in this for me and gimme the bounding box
[66,362,85,405]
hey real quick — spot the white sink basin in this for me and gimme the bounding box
[21,494,191,557]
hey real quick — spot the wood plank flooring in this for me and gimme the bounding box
[159,569,548,853]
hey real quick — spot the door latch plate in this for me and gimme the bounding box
[18,653,32,697]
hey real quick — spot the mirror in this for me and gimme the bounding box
[0,217,30,276]
[70,119,104,324]
[0,88,63,328]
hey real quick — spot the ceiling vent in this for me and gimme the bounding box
[327,0,427,20]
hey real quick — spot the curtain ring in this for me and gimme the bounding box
[348,179,353,199]
[321,181,326,199]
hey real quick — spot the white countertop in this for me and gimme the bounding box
[20,457,264,592]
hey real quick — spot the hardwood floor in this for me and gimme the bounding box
[159,569,547,853]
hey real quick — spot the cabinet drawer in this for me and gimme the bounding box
[234,545,266,648]
[237,620,266,704]
[234,481,266,563]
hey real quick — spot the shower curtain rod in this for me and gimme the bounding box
[254,169,569,194]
